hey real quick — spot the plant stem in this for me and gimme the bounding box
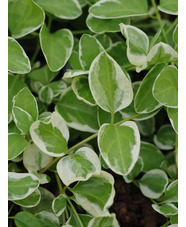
[151,0,168,43]
[111,111,114,124]
[55,173,63,194]
[161,220,171,227]
[39,113,141,174]
[8,203,14,216]
[8,217,14,219]
[31,42,40,66]
[48,16,52,32]
[66,199,84,227]
[165,17,178,35]
[62,213,66,225]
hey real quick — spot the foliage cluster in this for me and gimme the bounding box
[8,0,178,226]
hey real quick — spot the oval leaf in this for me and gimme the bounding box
[8,133,28,160]
[14,211,42,227]
[98,121,140,175]
[139,142,165,172]
[8,172,39,201]
[152,65,178,108]
[167,108,178,134]
[12,88,38,133]
[86,14,130,34]
[89,51,133,113]
[164,180,178,203]
[134,64,165,113]
[30,112,69,157]
[8,37,31,74]
[152,203,178,216]
[34,0,82,19]
[40,24,74,72]
[72,76,96,105]
[158,0,178,15]
[57,147,101,186]
[55,87,99,132]
[8,0,45,38]
[139,169,169,199]
[70,171,115,217]
[79,34,104,70]
[89,0,148,19]
[120,23,149,68]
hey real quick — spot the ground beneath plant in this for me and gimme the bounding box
[110,174,166,227]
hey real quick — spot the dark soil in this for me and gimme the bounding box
[110,175,166,227]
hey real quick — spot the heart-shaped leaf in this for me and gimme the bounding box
[52,194,67,217]
[40,24,73,72]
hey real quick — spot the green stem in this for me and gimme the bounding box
[165,17,178,35]
[66,199,84,227]
[72,30,93,35]
[8,217,14,219]
[55,173,63,194]
[150,198,159,205]
[111,111,114,124]
[48,16,52,32]
[135,21,159,29]
[62,213,66,225]
[161,220,171,227]
[151,0,168,43]
[8,203,14,216]
[31,42,40,66]
[39,113,141,174]
[65,207,69,219]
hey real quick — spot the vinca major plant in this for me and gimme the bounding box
[8,0,178,226]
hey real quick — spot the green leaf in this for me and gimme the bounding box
[63,70,89,83]
[28,65,58,85]
[158,0,178,15]
[67,213,92,227]
[89,0,148,19]
[86,14,130,34]
[68,51,82,70]
[8,133,28,160]
[79,34,104,70]
[48,81,67,98]
[8,121,21,134]
[89,51,133,113]
[57,147,101,186]
[13,189,41,208]
[139,142,165,172]
[55,87,99,132]
[8,75,27,122]
[8,37,31,74]
[173,25,178,45]
[8,0,45,38]
[152,65,178,108]
[145,42,177,69]
[120,24,149,69]
[23,142,53,172]
[139,169,169,199]
[167,108,178,133]
[134,64,165,113]
[120,81,161,121]
[38,112,52,123]
[12,88,38,133]
[14,211,42,227]
[136,117,155,136]
[88,214,120,227]
[98,107,123,126]
[39,24,73,72]
[52,194,67,217]
[98,121,140,175]
[38,85,54,105]
[164,180,178,203]
[95,34,112,49]
[70,171,115,217]
[123,157,144,183]
[35,211,60,227]
[78,0,88,7]
[153,125,176,150]
[152,203,178,216]
[23,187,54,214]
[8,172,39,201]
[72,76,96,106]
[170,215,178,224]
[30,112,69,157]
[33,0,82,19]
